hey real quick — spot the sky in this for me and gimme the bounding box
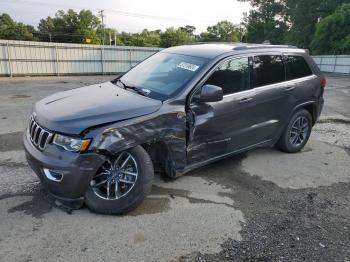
[0,0,251,33]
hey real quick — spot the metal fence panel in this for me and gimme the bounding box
[1,40,349,76]
[312,55,350,74]
[0,40,162,77]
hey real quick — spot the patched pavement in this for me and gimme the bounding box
[0,75,349,262]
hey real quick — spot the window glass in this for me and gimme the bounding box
[285,56,313,80]
[253,55,285,87]
[120,52,208,100]
[205,57,250,95]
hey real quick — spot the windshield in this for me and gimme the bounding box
[119,52,209,100]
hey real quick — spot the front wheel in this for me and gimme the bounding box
[277,109,313,153]
[85,146,154,215]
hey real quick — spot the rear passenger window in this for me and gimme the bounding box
[205,57,250,95]
[285,56,313,80]
[252,55,285,87]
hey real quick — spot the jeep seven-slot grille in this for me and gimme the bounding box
[28,116,53,150]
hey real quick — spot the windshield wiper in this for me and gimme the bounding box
[114,79,126,88]
[116,79,149,97]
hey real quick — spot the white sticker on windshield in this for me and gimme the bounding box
[177,62,199,72]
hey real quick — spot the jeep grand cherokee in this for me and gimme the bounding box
[24,43,325,214]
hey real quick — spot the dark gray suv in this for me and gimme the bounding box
[24,43,325,214]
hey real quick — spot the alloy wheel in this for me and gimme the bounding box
[289,116,309,147]
[90,151,138,200]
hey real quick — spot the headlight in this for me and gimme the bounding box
[53,134,91,153]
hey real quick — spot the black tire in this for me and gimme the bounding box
[85,146,154,215]
[277,109,312,153]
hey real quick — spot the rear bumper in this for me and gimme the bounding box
[23,131,105,208]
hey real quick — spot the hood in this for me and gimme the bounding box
[34,82,162,134]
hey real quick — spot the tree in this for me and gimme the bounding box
[38,9,101,44]
[115,30,161,47]
[240,0,350,48]
[242,11,288,44]
[238,0,288,44]
[0,13,36,41]
[180,25,196,35]
[284,0,349,49]
[160,27,192,47]
[311,3,350,54]
[200,21,241,42]
[131,29,161,47]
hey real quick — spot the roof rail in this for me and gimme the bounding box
[186,42,298,49]
[233,44,298,51]
[186,42,240,45]
[184,42,298,50]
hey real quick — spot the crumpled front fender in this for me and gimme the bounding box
[91,109,187,176]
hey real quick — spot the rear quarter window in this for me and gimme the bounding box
[285,56,313,80]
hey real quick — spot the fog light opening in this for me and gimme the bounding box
[43,168,63,182]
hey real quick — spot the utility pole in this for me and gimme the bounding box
[98,10,105,46]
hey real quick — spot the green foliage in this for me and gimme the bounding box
[240,0,350,53]
[284,0,349,49]
[0,13,36,40]
[311,4,350,54]
[242,11,287,44]
[179,25,196,35]
[200,21,241,42]
[2,3,350,54]
[238,0,288,44]
[160,27,193,47]
[37,9,101,44]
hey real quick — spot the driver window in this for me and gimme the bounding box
[205,57,251,95]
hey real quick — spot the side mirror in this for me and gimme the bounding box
[199,84,223,103]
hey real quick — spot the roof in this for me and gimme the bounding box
[162,43,301,59]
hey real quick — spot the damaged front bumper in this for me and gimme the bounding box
[23,131,105,209]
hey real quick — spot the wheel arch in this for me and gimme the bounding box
[103,139,182,179]
[140,141,177,178]
[289,101,318,125]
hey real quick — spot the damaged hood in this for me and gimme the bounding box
[34,81,162,134]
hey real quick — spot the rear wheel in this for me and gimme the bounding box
[85,146,154,215]
[277,109,312,153]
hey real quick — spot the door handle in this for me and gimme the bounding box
[285,86,296,92]
[239,97,253,104]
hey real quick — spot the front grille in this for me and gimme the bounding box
[28,116,53,150]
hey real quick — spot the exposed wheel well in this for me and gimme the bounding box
[140,141,174,178]
[302,104,317,125]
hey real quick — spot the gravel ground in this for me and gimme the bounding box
[0,74,349,262]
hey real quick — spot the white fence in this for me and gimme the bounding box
[0,40,349,76]
[312,55,350,74]
[0,40,162,77]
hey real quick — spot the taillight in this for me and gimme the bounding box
[321,78,327,89]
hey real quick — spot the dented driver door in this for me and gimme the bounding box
[186,56,260,165]
[186,89,258,165]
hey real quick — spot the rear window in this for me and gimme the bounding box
[252,55,285,87]
[285,56,313,80]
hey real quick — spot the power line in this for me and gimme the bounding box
[32,30,89,36]
[1,0,203,23]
